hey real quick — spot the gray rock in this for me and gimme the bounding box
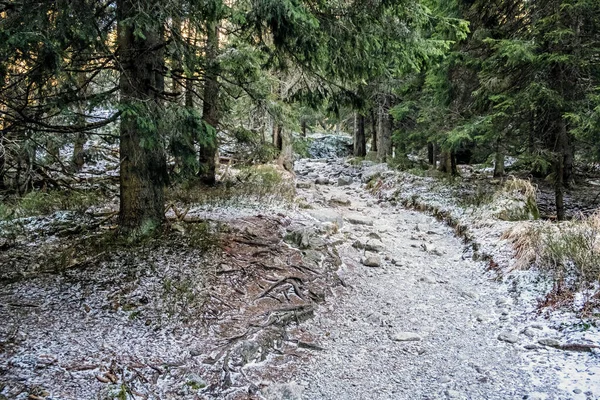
[329,196,351,206]
[353,239,385,253]
[497,333,519,344]
[538,338,561,348]
[296,181,312,189]
[439,376,452,384]
[524,344,539,350]
[308,210,343,228]
[361,163,389,183]
[315,177,330,185]
[362,256,381,268]
[573,388,582,394]
[345,214,374,226]
[419,275,436,284]
[337,176,353,186]
[391,332,422,342]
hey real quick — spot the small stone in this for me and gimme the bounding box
[496,298,509,306]
[315,177,330,185]
[337,176,353,186]
[445,390,463,399]
[362,256,381,268]
[523,344,539,350]
[296,181,312,189]
[329,196,351,206]
[391,332,422,342]
[439,376,452,384]
[497,333,519,344]
[419,276,436,284]
[538,338,561,348]
[573,389,582,394]
[345,214,374,226]
[523,328,537,338]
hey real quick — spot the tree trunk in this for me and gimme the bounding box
[438,151,455,174]
[72,133,86,171]
[370,108,377,152]
[117,0,168,232]
[555,118,569,221]
[377,97,392,162]
[493,139,505,178]
[301,119,307,137]
[273,123,283,151]
[428,143,434,165]
[278,127,293,172]
[354,113,366,157]
[199,21,220,185]
[72,71,87,171]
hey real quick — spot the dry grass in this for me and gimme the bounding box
[502,212,600,313]
[167,163,296,207]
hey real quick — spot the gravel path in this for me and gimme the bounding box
[285,159,599,400]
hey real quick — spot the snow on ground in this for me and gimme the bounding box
[1,156,599,400]
[279,158,600,400]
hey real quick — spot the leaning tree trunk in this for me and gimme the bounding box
[354,113,366,157]
[117,0,168,232]
[199,21,220,185]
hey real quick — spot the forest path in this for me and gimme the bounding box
[284,158,587,400]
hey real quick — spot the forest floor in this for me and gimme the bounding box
[1,155,599,400]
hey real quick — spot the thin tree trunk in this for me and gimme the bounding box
[371,108,377,152]
[117,0,168,232]
[354,113,366,157]
[493,139,505,178]
[555,118,568,221]
[199,21,219,185]
[377,96,392,162]
[72,71,87,171]
[273,123,283,151]
[278,127,293,172]
[301,119,307,137]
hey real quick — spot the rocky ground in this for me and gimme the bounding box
[279,158,599,400]
[1,155,599,400]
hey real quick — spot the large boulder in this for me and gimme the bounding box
[308,134,353,159]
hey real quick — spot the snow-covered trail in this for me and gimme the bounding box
[285,158,598,400]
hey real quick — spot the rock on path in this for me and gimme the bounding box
[283,158,594,400]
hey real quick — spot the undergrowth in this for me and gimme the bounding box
[0,189,103,220]
[503,212,600,315]
[167,164,295,206]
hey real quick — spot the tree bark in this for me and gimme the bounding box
[72,71,87,171]
[370,108,377,152]
[438,151,457,175]
[493,139,505,178]
[377,97,392,162]
[278,127,293,172]
[117,0,168,232]
[301,119,307,137]
[273,123,283,151]
[354,113,366,157]
[555,118,568,221]
[199,21,220,185]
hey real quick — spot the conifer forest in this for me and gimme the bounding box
[1,0,600,399]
